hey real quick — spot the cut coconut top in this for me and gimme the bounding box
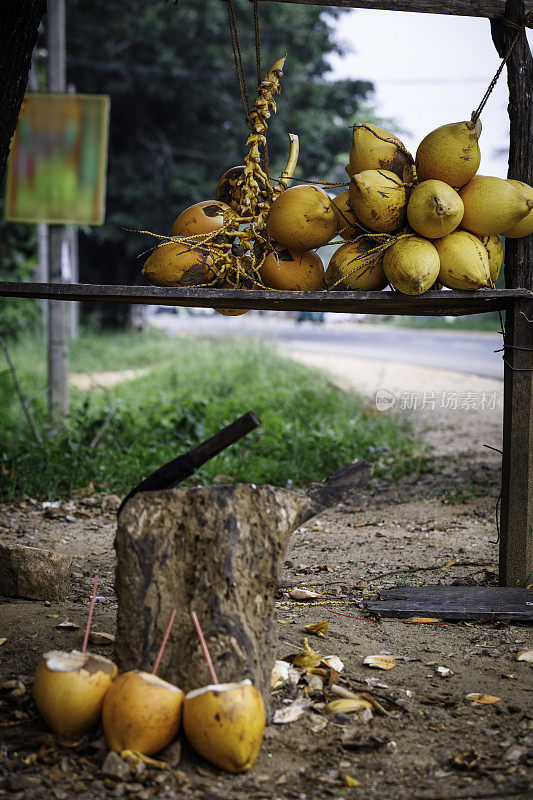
[44,650,88,672]
[186,679,252,700]
[137,671,184,692]
[43,649,116,675]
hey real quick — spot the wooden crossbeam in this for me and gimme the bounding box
[1,282,531,316]
[254,0,533,22]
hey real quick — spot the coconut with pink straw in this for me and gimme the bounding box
[102,608,185,756]
[183,611,266,773]
[33,575,118,739]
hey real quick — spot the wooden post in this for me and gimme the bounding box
[47,0,69,421]
[500,300,533,587]
[491,0,533,586]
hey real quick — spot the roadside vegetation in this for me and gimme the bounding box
[0,330,418,501]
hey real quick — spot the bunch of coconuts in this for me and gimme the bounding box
[141,121,532,299]
[322,121,533,294]
[32,606,265,774]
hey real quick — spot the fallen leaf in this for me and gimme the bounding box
[326,697,373,715]
[310,718,328,735]
[363,655,395,670]
[271,660,291,689]
[0,638,6,647]
[436,666,453,677]
[56,620,80,630]
[452,749,481,770]
[305,674,324,692]
[344,776,360,787]
[403,617,441,624]
[292,638,322,669]
[322,655,344,673]
[303,621,329,638]
[273,696,313,724]
[89,631,115,645]
[442,559,458,568]
[516,647,533,663]
[289,588,320,601]
[465,693,500,704]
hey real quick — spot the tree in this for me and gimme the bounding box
[0,1,46,184]
[61,0,372,320]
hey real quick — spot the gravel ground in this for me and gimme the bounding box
[1,354,531,800]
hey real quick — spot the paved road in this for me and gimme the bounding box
[149,310,503,380]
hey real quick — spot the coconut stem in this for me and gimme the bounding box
[191,611,219,685]
[152,608,177,675]
[81,574,98,654]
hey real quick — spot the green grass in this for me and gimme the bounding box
[0,330,419,500]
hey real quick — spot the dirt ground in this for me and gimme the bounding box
[1,349,532,800]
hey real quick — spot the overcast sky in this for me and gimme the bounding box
[326,9,533,179]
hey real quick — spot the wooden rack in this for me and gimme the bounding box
[1,0,532,587]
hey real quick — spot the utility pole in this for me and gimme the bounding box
[28,54,49,339]
[67,82,79,341]
[47,0,69,421]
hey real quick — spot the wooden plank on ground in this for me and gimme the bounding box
[255,0,533,22]
[365,586,533,621]
[1,283,532,316]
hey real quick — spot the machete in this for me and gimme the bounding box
[118,410,260,515]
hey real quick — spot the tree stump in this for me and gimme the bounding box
[114,461,371,702]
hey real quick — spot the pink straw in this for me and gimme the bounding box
[191,611,219,685]
[81,574,98,653]
[152,608,177,675]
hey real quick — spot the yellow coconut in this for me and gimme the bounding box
[266,185,337,251]
[331,190,361,240]
[324,239,388,290]
[433,231,492,290]
[476,234,504,284]
[142,240,215,287]
[170,201,232,237]
[382,237,440,295]
[260,248,324,291]
[33,650,117,739]
[215,166,246,210]
[407,179,464,238]
[459,176,533,236]
[215,307,250,316]
[349,170,408,233]
[183,680,265,773]
[102,670,184,756]
[415,119,482,188]
[346,123,411,179]
[503,179,533,238]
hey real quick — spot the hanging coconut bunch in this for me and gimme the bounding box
[139,22,531,303]
[141,57,303,298]
[323,96,533,296]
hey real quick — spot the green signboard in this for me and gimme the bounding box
[5,93,110,226]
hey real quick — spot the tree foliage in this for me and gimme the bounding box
[62,0,372,297]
